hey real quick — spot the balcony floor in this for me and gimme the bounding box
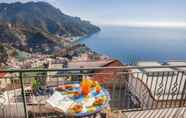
[124,107,186,118]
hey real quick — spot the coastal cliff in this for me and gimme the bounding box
[0,1,100,54]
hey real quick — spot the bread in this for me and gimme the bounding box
[71,104,83,113]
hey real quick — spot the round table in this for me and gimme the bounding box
[47,82,110,118]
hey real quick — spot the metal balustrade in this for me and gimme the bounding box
[0,65,186,117]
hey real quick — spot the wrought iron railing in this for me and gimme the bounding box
[0,65,186,117]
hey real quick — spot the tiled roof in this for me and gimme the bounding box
[68,59,115,68]
[89,60,125,84]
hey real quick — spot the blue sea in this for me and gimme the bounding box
[80,26,186,64]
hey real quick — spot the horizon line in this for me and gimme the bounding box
[95,21,186,28]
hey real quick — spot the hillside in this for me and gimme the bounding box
[0,1,100,54]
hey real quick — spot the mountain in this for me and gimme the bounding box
[0,1,100,54]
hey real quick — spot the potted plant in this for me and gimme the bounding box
[32,79,41,95]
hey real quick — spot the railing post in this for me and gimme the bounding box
[180,74,186,107]
[19,72,28,118]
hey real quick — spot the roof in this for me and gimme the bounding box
[167,61,186,71]
[89,60,125,84]
[137,61,174,73]
[0,71,7,78]
[68,59,116,68]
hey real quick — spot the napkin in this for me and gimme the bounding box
[47,91,75,113]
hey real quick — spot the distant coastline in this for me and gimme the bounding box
[70,30,101,43]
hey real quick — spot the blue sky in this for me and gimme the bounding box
[1,0,186,27]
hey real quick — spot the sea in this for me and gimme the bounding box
[80,26,186,64]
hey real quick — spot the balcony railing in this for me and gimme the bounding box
[0,65,186,117]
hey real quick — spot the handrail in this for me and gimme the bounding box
[1,65,186,73]
[0,65,186,116]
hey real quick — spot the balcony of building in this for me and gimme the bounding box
[0,62,186,118]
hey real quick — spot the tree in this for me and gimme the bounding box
[0,44,8,65]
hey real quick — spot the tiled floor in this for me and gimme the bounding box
[124,107,186,118]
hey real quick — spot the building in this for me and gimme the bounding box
[89,59,126,84]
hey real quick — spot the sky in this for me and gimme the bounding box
[1,0,186,27]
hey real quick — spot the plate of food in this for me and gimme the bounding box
[56,83,80,91]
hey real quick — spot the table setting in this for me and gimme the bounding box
[46,79,110,117]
